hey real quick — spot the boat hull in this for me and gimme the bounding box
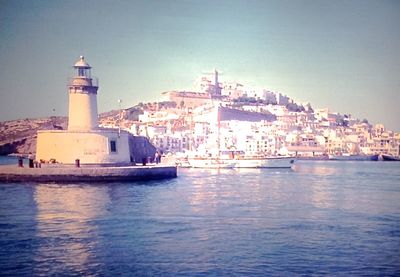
[328,154,379,161]
[380,154,400,161]
[233,157,295,168]
[187,156,295,169]
[188,158,236,168]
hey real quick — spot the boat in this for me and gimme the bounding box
[328,154,379,161]
[219,150,295,168]
[370,154,379,161]
[187,157,236,168]
[234,156,295,168]
[380,154,400,161]
[186,150,295,169]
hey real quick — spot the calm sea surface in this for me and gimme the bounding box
[1,157,400,276]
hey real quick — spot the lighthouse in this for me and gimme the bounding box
[0,55,176,182]
[36,56,133,165]
[68,56,99,131]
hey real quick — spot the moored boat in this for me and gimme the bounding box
[187,157,236,168]
[380,154,400,161]
[232,155,295,168]
[186,150,295,169]
[328,154,379,161]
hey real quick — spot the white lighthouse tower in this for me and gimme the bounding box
[68,56,99,131]
[36,56,132,165]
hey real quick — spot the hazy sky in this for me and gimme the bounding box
[0,0,399,131]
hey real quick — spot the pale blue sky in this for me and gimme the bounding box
[0,0,399,131]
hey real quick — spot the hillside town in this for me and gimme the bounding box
[99,71,400,159]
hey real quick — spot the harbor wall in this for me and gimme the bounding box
[0,165,177,182]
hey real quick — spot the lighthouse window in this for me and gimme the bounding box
[78,68,85,76]
[110,140,117,153]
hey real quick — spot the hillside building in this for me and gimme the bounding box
[161,91,213,109]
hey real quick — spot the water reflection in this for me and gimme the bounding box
[293,162,339,210]
[185,168,291,217]
[186,169,264,215]
[33,184,110,275]
[293,162,338,176]
[311,184,333,209]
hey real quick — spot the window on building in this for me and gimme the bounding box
[110,140,117,153]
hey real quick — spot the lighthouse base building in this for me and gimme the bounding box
[36,56,148,165]
[36,129,132,165]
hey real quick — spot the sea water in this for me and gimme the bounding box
[0,159,399,275]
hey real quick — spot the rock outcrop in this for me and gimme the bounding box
[0,117,67,155]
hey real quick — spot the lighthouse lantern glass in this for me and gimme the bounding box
[76,67,91,78]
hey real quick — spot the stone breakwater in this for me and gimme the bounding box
[0,164,177,182]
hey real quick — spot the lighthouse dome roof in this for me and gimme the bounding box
[74,55,91,68]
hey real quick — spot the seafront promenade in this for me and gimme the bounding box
[0,163,177,182]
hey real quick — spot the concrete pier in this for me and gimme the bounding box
[0,164,177,183]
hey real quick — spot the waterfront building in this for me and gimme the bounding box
[284,131,325,157]
[325,131,345,155]
[239,131,278,156]
[368,129,400,156]
[150,130,194,154]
